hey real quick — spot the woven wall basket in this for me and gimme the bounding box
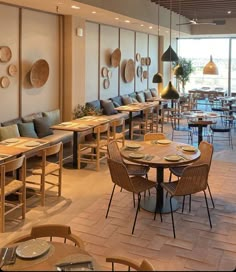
[30,59,49,88]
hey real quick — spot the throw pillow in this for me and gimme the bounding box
[112,101,120,107]
[22,112,43,123]
[122,96,132,105]
[136,92,145,103]
[0,124,20,141]
[33,116,53,138]
[100,100,118,115]
[150,89,158,97]
[131,97,139,103]
[43,109,61,126]
[18,122,38,138]
[144,90,152,101]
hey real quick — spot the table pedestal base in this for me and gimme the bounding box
[140,195,179,214]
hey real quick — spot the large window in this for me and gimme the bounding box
[177,38,230,94]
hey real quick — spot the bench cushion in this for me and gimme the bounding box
[0,124,20,141]
[33,116,53,138]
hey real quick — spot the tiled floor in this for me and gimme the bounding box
[0,116,236,271]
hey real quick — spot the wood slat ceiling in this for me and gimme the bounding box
[150,0,236,20]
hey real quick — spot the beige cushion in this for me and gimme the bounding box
[43,109,61,126]
[0,124,20,141]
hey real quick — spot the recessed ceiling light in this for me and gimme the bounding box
[92,11,96,14]
[71,5,80,9]
[149,26,153,29]
[124,20,130,23]
[140,24,144,27]
[115,17,119,20]
[228,10,231,14]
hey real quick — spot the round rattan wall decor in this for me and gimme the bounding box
[0,46,12,63]
[111,48,121,68]
[8,64,17,77]
[124,59,135,83]
[30,59,49,88]
[0,76,10,88]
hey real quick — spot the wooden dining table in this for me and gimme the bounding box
[120,140,200,213]
[2,241,98,271]
[51,116,110,169]
[115,101,159,139]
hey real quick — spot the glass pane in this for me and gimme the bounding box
[178,38,229,95]
[231,39,236,97]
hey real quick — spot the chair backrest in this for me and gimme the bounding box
[194,141,213,171]
[140,259,156,271]
[93,123,110,144]
[2,155,26,173]
[174,164,209,196]
[110,118,125,133]
[107,158,135,193]
[7,224,85,249]
[144,132,166,141]
[107,140,123,163]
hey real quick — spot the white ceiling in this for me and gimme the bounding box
[0,0,186,38]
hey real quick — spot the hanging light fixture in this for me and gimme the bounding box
[161,0,179,62]
[152,0,163,83]
[161,0,179,101]
[174,1,183,76]
[203,55,219,75]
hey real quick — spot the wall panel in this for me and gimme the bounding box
[21,9,59,116]
[148,34,158,90]
[100,25,119,100]
[120,29,135,95]
[0,5,19,122]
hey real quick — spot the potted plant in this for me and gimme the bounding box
[173,57,194,95]
[72,104,102,119]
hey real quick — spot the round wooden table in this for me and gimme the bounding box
[3,241,98,271]
[121,140,201,213]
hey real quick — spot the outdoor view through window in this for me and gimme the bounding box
[177,38,236,96]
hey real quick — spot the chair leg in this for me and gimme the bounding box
[132,193,141,234]
[203,190,212,228]
[182,195,185,213]
[133,193,136,208]
[106,184,116,218]
[170,196,176,238]
[207,184,215,208]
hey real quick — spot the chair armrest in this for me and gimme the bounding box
[106,255,140,270]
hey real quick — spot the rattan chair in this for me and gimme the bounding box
[6,224,85,249]
[106,256,155,271]
[144,132,167,141]
[156,163,212,238]
[106,158,162,234]
[0,155,26,233]
[170,115,193,144]
[169,141,215,209]
[110,118,126,147]
[107,140,150,207]
[78,122,110,171]
[26,142,63,206]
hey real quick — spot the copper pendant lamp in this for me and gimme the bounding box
[152,0,163,84]
[203,55,219,75]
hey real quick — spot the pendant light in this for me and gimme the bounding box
[174,1,183,76]
[161,0,179,62]
[160,0,179,100]
[203,55,219,75]
[152,0,163,83]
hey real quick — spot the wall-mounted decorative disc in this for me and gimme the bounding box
[136,53,141,62]
[8,64,17,77]
[146,57,151,66]
[0,76,10,88]
[0,46,12,62]
[103,78,110,89]
[111,48,121,68]
[101,67,108,77]
[30,59,49,88]
[124,59,135,83]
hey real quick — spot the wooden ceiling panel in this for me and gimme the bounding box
[150,0,236,20]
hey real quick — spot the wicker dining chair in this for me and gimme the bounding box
[26,142,63,206]
[6,224,85,249]
[168,141,215,210]
[106,256,155,271]
[144,132,167,141]
[106,158,162,234]
[156,163,212,238]
[107,140,150,207]
[0,155,26,233]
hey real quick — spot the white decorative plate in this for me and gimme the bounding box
[129,153,144,159]
[126,143,141,149]
[164,155,182,162]
[25,141,41,147]
[16,239,50,259]
[5,138,19,143]
[182,146,196,152]
[157,139,172,145]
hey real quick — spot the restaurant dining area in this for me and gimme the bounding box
[1,0,236,271]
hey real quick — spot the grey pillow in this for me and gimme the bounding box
[122,96,132,105]
[0,124,20,141]
[150,89,158,97]
[112,101,121,107]
[144,90,152,101]
[100,100,118,115]
[33,116,53,138]
[131,97,139,103]
[136,92,145,103]
[43,109,61,126]
[18,122,38,138]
